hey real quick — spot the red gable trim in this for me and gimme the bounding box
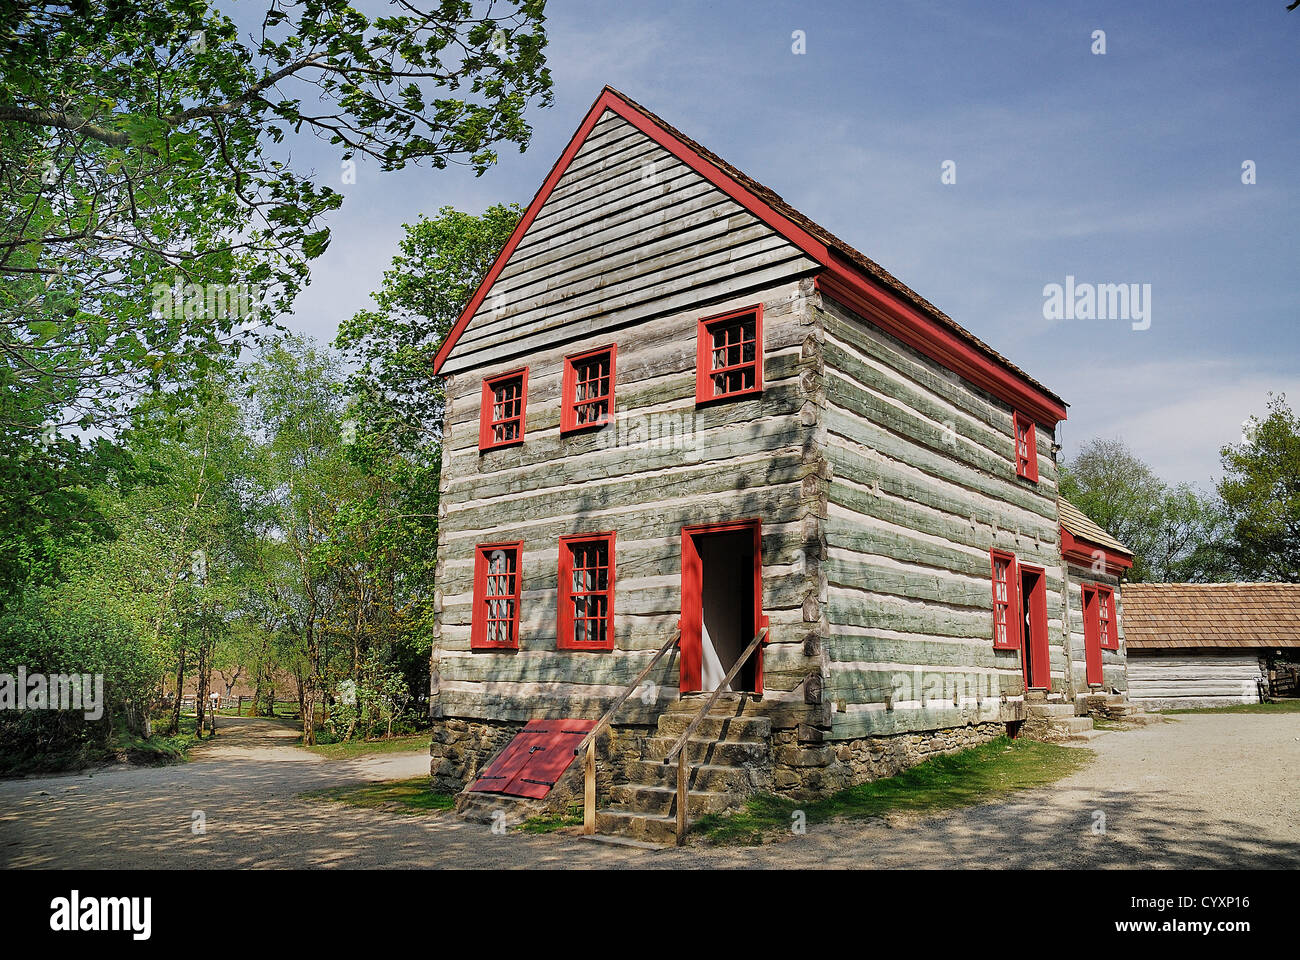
[817,270,1066,426]
[433,87,1067,428]
[1061,526,1134,577]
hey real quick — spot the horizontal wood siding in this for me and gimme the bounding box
[816,294,1066,740]
[432,281,826,727]
[439,110,818,376]
[1127,651,1265,708]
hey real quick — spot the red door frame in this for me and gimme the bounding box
[679,519,766,694]
[1081,585,1103,687]
[1019,564,1051,691]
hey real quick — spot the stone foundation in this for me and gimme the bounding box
[770,721,1009,801]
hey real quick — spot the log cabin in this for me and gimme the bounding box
[427,87,1139,842]
[1123,583,1300,709]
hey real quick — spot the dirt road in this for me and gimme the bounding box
[1,712,1295,869]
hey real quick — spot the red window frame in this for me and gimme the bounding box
[470,541,523,649]
[1013,411,1038,482]
[1096,585,1116,650]
[479,368,529,451]
[560,345,616,434]
[695,305,764,404]
[990,549,1021,650]
[557,532,616,651]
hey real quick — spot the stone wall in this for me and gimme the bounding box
[770,720,1008,801]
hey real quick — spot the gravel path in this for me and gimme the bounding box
[1,712,1295,869]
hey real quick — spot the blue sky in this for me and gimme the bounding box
[255,0,1299,487]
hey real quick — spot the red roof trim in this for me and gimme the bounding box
[433,87,1067,428]
[1061,526,1134,576]
[817,270,1067,426]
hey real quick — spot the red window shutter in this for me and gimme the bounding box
[470,541,522,649]
[695,305,764,404]
[479,368,529,451]
[557,532,615,651]
[990,550,1021,650]
[1013,412,1039,482]
[561,346,616,434]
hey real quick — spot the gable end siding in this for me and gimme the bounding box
[438,111,818,376]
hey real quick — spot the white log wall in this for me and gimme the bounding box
[816,295,1066,739]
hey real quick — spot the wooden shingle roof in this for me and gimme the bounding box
[1123,583,1300,650]
[1059,497,1132,556]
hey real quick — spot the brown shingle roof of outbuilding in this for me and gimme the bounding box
[1123,583,1300,650]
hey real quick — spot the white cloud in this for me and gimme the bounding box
[1055,358,1300,487]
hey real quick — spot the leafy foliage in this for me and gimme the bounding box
[0,0,551,608]
[1219,394,1300,581]
[334,202,521,447]
[1060,437,1230,582]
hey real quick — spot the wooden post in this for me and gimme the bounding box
[675,750,688,846]
[583,739,596,835]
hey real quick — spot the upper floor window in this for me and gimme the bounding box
[480,368,528,451]
[557,533,615,650]
[561,345,615,433]
[471,541,522,649]
[990,549,1020,650]
[696,306,763,404]
[1013,411,1038,482]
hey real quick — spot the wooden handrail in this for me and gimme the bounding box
[662,627,767,765]
[574,629,679,835]
[663,625,768,846]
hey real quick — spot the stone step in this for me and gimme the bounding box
[454,791,538,826]
[1049,716,1095,734]
[608,783,737,817]
[641,735,770,766]
[625,758,771,793]
[1062,726,1109,742]
[595,810,678,845]
[1026,702,1078,718]
[654,711,772,742]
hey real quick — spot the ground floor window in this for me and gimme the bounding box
[557,533,615,650]
[471,541,522,649]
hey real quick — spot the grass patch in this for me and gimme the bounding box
[305,776,455,814]
[694,735,1092,846]
[300,732,430,759]
[123,716,202,764]
[1160,700,1300,715]
[519,805,584,834]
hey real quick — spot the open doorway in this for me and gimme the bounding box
[1019,565,1051,691]
[680,520,764,694]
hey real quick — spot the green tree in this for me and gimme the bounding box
[0,1,550,605]
[334,203,522,445]
[1219,394,1300,581]
[1061,436,1228,582]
